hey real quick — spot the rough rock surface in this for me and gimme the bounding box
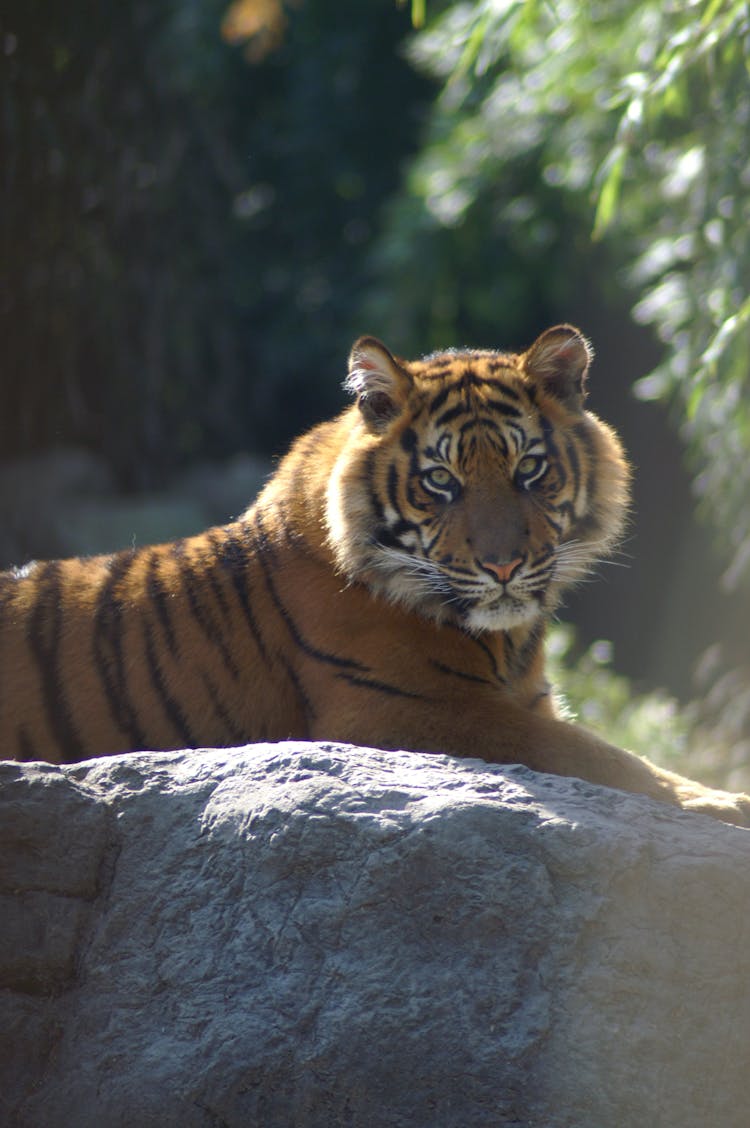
[2,743,750,1128]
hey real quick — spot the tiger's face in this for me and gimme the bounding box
[326,325,629,635]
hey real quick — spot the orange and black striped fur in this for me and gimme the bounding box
[2,325,748,824]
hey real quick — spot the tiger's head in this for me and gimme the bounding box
[325,325,630,634]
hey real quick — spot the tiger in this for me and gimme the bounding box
[2,324,748,825]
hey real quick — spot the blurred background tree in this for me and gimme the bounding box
[1,0,430,485]
[1,0,748,781]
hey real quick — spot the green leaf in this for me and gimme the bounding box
[592,143,626,239]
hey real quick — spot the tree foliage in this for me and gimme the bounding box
[373,0,750,586]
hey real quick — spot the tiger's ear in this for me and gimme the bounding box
[346,337,412,431]
[523,324,593,411]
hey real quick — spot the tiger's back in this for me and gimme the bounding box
[0,525,305,760]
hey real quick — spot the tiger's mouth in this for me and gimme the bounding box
[367,544,546,631]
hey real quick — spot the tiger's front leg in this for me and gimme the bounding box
[666,778,750,826]
[541,718,750,827]
[510,700,750,827]
[310,690,750,828]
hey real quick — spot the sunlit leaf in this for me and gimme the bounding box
[592,143,626,239]
[411,0,426,29]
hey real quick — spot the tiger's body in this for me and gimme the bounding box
[2,325,748,824]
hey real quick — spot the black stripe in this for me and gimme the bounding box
[146,550,178,659]
[93,550,148,750]
[430,660,494,687]
[477,377,522,398]
[428,385,452,416]
[570,512,603,540]
[280,655,316,726]
[253,509,369,674]
[528,687,551,710]
[457,415,512,457]
[173,542,240,681]
[540,414,560,460]
[421,357,457,375]
[422,525,445,556]
[438,560,476,578]
[434,403,468,428]
[504,620,544,680]
[507,421,527,455]
[365,453,387,525]
[142,615,197,748]
[27,561,85,760]
[253,507,281,565]
[400,427,418,452]
[542,512,564,537]
[458,416,487,438]
[375,520,421,550]
[482,360,517,384]
[335,671,429,701]
[456,370,526,396]
[486,398,522,418]
[205,530,232,620]
[445,419,510,460]
[459,628,507,684]
[404,478,431,514]
[202,671,248,744]
[565,436,582,498]
[572,419,597,455]
[216,525,269,662]
[526,547,555,575]
[386,462,402,514]
[459,367,478,396]
[553,500,576,526]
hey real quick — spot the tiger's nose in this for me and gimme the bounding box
[482,556,524,583]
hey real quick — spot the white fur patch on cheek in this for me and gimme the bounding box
[325,457,350,551]
[397,529,420,549]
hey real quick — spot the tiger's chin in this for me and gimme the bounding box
[462,597,541,635]
[371,575,542,636]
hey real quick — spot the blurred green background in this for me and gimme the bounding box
[2,0,749,783]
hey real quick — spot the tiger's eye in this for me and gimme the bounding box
[421,466,461,498]
[516,455,547,484]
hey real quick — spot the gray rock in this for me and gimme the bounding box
[1,743,750,1128]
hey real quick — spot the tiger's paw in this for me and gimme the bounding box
[678,788,750,828]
